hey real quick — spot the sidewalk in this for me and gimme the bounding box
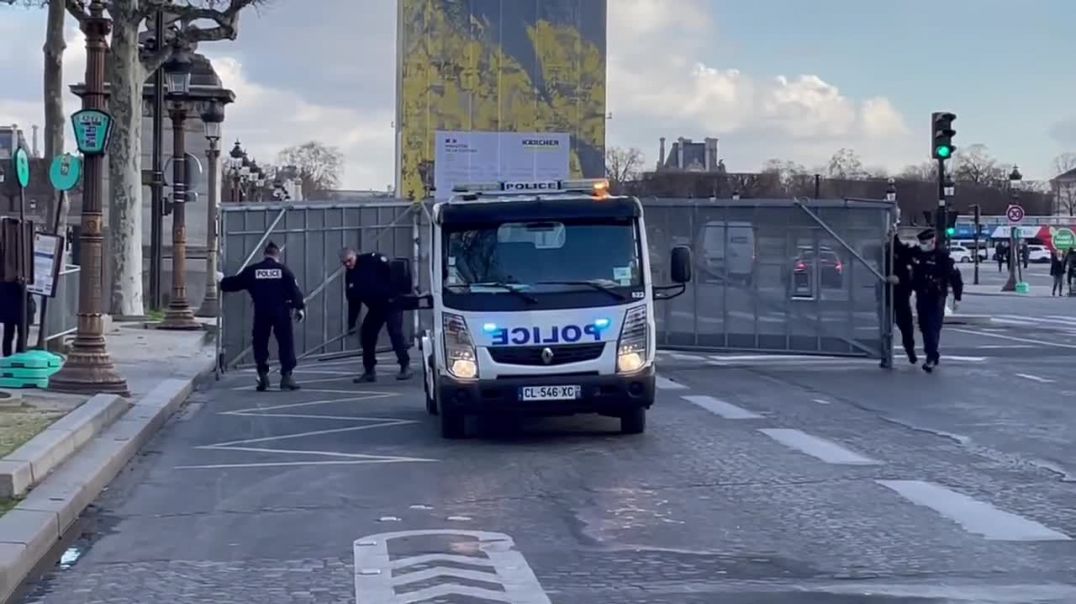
[963,283,1059,298]
[0,319,215,602]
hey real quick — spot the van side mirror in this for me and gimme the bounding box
[389,258,413,295]
[671,246,692,283]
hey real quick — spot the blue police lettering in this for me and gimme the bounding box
[489,324,602,345]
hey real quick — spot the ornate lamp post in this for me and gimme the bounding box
[196,99,225,317]
[1002,166,1023,292]
[159,46,201,330]
[50,0,130,396]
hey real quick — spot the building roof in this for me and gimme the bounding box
[1052,167,1076,183]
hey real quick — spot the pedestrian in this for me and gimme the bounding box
[340,247,412,382]
[1050,249,1066,296]
[0,280,30,357]
[219,241,305,391]
[996,244,1005,272]
[911,229,963,373]
[890,233,918,364]
[1067,248,1076,295]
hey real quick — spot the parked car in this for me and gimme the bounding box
[1028,244,1052,263]
[787,246,844,296]
[949,245,973,263]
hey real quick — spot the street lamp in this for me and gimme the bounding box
[49,0,130,396]
[227,140,246,201]
[158,45,201,330]
[196,99,225,318]
[1002,166,1023,292]
[885,178,896,202]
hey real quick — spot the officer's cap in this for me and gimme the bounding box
[917,229,935,242]
[265,241,280,255]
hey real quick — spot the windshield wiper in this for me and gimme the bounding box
[532,280,628,301]
[464,281,539,303]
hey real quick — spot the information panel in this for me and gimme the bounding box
[433,131,570,200]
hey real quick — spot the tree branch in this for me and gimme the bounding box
[138,0,262,71]
[64,0,88,26]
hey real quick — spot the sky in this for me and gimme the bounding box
[1,0,1074,189]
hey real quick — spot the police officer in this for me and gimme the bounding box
[910,229,963,373]
[340,247,411,382]
[220,241,305,391]
[890,233,918,364]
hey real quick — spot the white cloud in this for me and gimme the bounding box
[204,53,395,191]
[606,0,916,173]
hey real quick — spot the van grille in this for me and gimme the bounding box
[488,343,605,366]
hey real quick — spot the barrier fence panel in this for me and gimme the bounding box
[219,200,424,371]
[642,198,895,361]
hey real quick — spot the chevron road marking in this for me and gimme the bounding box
[354,529,551,603]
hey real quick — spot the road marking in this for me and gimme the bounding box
[952,328,1076,350]
[812,398,831,405]
[681,395,761,419]
[974,344,1034,349]
[759,429,880,465]
[655,376,687,390]
[941,355,986,362]
[669,353,705,361]
[354,529,552,603]
[1016,373,1054,384]
[877,480,1070,541]
[222,392,396,415]
[203,418,416,448]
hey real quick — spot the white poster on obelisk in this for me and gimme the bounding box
[433,131,570,200]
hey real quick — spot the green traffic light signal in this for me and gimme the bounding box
[946,227,956,235]
[936,145,952,159]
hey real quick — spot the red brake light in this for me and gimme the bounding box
[835,261,843,273]
[795,261,807,271]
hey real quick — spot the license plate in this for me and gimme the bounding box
[519,385,580,401]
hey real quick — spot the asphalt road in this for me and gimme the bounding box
[17,291,1076,604]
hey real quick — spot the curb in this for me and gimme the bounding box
[943,314,993,326]
[0,395,130,499]
[0,362,210,603]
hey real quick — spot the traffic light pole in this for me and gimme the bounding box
[972,204,981,285]
[936,158,948,248]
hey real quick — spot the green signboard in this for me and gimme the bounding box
[1054,228,1075,251]
[71,109,113,155]
[49,154,82,191]
[14,146,30,188]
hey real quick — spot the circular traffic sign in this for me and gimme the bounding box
[48,153,82,191]
[14,147,30,188]
[1006,204,1025,224]
[1054,228,1076,251]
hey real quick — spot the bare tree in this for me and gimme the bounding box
[952,143,1006,187]
[899,161,938,182]
[826,148,864,180]
[1050,153,1076,215]
[1053,153,1076,178]
[760,158,806,194]
[64,0,266,316]
[604,146,644,190]
[278,141,345,197]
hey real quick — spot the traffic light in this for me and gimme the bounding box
[932,112,956,160]
[945,209,959,237]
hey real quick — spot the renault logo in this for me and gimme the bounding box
[540,347,554,364]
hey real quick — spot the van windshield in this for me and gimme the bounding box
[445,218,643,294]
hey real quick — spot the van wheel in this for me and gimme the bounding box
[440,408,466,439]
[620,407,646,434]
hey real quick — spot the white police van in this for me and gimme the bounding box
[411,178,692,439]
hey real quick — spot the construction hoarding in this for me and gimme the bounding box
[396,0,607,200]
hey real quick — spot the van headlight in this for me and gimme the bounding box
[443,312,478,380]
[616,305,649,374]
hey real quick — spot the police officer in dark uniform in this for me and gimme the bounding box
[890,233,918,364]
[340,247,411,382]
[220,241,305,391]
[910,229,963,373]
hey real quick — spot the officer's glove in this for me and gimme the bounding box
[347,325,358,336]
[887,275,900,285]
[215,271,224,282]
[294,309,305,322]
[951,300,959,313]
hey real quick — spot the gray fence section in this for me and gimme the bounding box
[645,198,895,360]
[219,197,895,371]
[219,201,426,370]
[42,265,80,342]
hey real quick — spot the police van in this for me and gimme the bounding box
[404,178,692,439]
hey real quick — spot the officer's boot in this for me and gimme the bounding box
[280,373,300,391]
[354,371,376,383]
[256,370,270,392]
[396,364,413,381]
